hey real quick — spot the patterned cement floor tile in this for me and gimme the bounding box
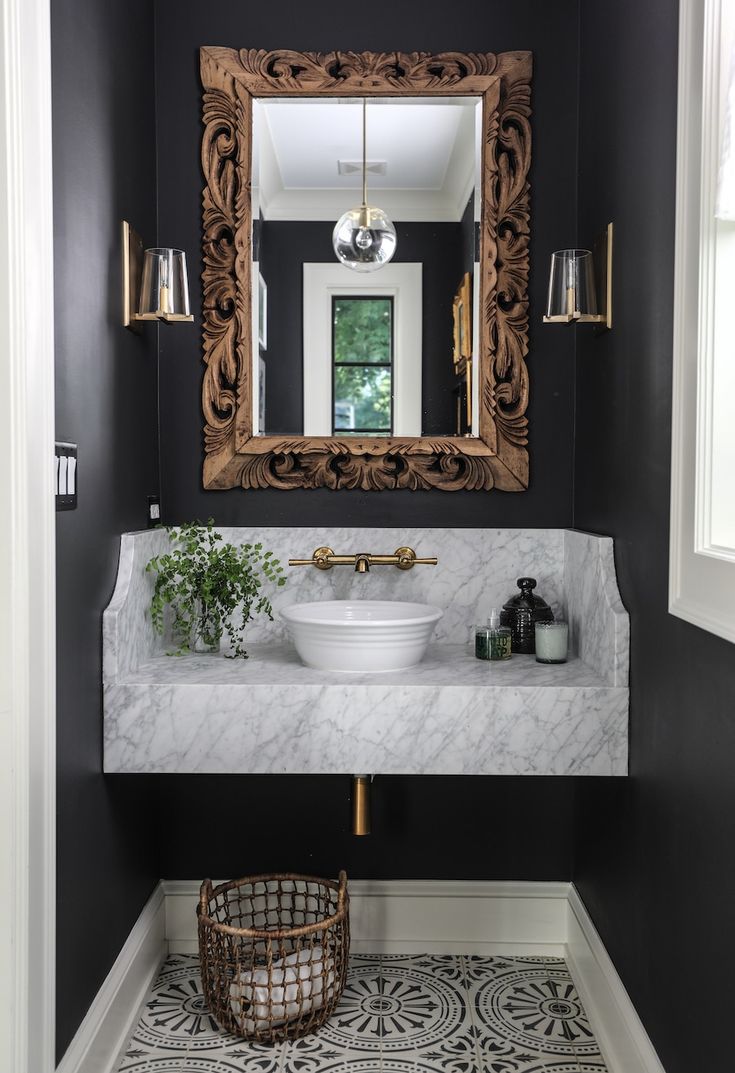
[117,1051,189,1073]
[407,954,468,987]
[543,1059,608,1073]
[116,952,609,1073]
[283,1061,380,1073]
[469,964,601,1061]
[315,960,385,1053]
[282,1038,378,1073]
[510,961,557,978]
[476,1052,557,1073]
[411,1020,483,1073]
[463,956,522,986]
[363,959,469,1053]
[129,959,241,1053]
[178,1056,283,1073]
[379,1062,475,1073]
[473,1032,589,1073]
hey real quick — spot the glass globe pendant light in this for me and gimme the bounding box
[332,98,397,272]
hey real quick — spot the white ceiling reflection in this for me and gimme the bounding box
[253,96,480,223]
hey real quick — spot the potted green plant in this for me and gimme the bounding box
[145,519,286,658]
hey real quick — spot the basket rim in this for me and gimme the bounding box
[198,871,349,941]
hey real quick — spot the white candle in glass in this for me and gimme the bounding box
[534,621,568,663]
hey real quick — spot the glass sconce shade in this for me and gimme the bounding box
[332,205,397,272]
[542,225,613,329]
[545,249,598,321]
[138,248,191,318]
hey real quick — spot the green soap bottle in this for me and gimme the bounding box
[488,608,512,661]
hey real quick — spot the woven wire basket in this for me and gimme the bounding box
[198,871,349,1043]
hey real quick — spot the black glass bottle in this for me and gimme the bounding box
[500,577,554,654]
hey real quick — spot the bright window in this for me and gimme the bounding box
[670,0,735,642]
[697,0,735,557]
[332,296,393,435]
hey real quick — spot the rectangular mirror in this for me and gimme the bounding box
[200,49,532,491]
[252,95,482,439]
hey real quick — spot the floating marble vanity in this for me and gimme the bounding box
[103,528,629,776]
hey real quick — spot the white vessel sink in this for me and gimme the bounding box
[280,600,443,672]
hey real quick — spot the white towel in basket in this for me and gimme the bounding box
[229,946,335,1031]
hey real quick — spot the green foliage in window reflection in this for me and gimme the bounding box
[333,297,392,432]
[333,298,391,364]
[334,366,392,431]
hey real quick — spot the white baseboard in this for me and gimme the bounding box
[163,878,569,957]
[566,885,666,1073]
[56,879,666,1073]
[56,884,166,1073]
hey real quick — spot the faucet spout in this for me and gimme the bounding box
[355,554,370,574]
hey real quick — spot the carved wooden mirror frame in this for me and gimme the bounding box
[200,48,532,491]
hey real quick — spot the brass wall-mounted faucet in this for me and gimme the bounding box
[289,546,438,573]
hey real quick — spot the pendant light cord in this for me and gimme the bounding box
[362,97,367,208]
[332,93,396,268]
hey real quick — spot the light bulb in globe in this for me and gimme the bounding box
[332,205,397,273]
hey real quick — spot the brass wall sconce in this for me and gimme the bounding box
[122,221,194,329]
[543,222,613,329]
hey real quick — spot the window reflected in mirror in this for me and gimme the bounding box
[333,297,393,436]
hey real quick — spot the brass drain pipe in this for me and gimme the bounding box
[352,775,372,836]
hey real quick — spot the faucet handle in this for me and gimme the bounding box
[394,546,438,570]
[289,546,335,569]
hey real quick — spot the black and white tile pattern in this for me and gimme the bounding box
[115,954,607,1073]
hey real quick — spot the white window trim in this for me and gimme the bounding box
[670,0,735,642]
[694,0,735,560]
[303,262,422,437]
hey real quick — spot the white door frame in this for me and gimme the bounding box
[303,262,423,437]
[0,0,56,1069]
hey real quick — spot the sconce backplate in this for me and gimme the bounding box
[593,222,613,331]
[122,220,144,333]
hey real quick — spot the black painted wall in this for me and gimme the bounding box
[51,0,583,1056]
[149,0,580,926]
[52,0,160,1058]
[58,1,727,1064]
[573,2,735,1071]
[156,776,575,881]
[259,220,462,435]
[50,1,735,1067]
[154,0,579,528]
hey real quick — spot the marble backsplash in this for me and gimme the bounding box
[104,527,628,687]
[564,530,629,687]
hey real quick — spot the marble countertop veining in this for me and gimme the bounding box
[103,527,630,777]
[122,644,612,690]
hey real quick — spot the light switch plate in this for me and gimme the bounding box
[55,441,77,510]
[147,494,161,527]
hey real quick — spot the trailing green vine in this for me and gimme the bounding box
[145,519,286,658]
